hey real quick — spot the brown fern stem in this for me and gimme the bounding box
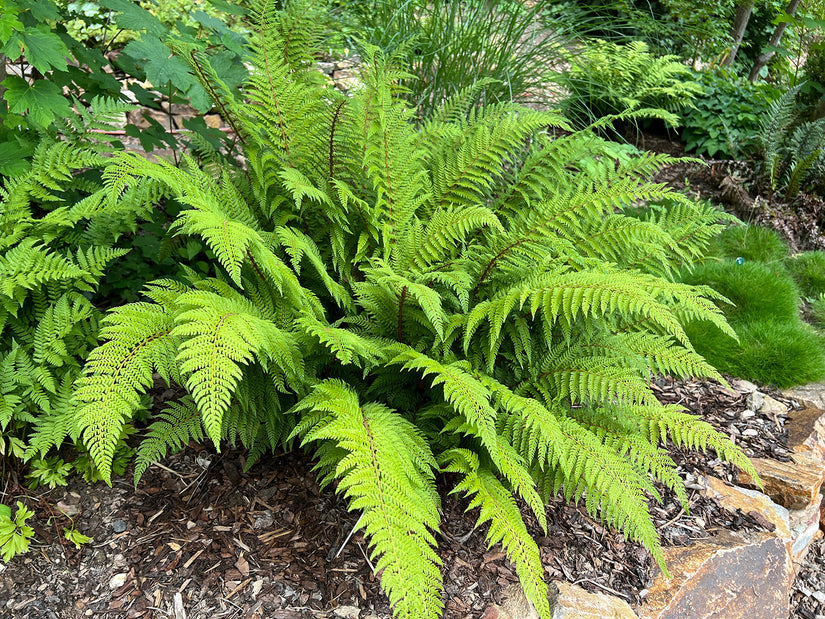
[397,286,408,344]
[329,99,347,181]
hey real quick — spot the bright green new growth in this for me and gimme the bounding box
[0,502,34,562]
[73,2,758,617]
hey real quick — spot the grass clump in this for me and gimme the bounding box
[682,261,798,323]
[681,222,825,388]
[686,318,825,389]
[785,252,825,299]
[706,224,787,263]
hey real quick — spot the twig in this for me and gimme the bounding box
[334,512,364,559]
[658,507,686,531]
[572,577,632,601]
[357,541,375,572]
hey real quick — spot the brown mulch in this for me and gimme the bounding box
[0,375,795,619]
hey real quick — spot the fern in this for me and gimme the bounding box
[72,4,758,617]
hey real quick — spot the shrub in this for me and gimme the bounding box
[559,39,702,128]
[686,318,825,388]
[681,261,799,322]
[786,251,825,298]
[680,69,780,159]
[706,223,788,263]
[72,3,757,617]
[342,0,568,118]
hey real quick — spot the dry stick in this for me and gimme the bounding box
[334,512,364,559]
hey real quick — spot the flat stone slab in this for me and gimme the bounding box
[786,406,825,462]
[482,582,638,619]
[700,475,790,538]
[784,382,825,410]
[736,454,825,509]
[639,532,791,619]
[790,496,823,567]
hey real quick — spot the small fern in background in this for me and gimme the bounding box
[559,39,702,128]
[73,2,758,617]
[759,85,825,200]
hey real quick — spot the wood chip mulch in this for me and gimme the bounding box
[0,377,801,618]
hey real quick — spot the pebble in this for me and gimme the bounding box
[815,591,825,604]
[109,573,127,590]
[732,379,758,393]
[111,519,126,533]
[740,409,755,420]
[334,606,361,619]
[747,391,764,411]
[742,429,759,437]
[253,510,274,530]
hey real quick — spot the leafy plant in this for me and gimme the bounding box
[73,3,758,617]
[344,0,570,117]
[759,84,825,200]
[0,0,248,174]
[559,39,702,128]
[680,69,780,158]
[0,106,178,476]
[63,527,93,549]
[0,501,34,562]
[25,456,73,489]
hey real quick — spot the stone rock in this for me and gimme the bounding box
[481,584,538,619]
[483,583,637,619]
[56,501,80,518]
[789,496,823,567]
[111,519,127,534]
[747,391,764,411]
[639,532,791,619]
[204,114,222,129]
[783,382,825,410]
[109,573,128,590]
[732,379,758,393]
[548,581,638,618]
[759,395,788,415]
[736,454,825,509]
[786,406,825,462]
[699,476,790,538]
[333,606,360,619]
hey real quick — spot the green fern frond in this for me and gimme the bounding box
[134,398,205,484]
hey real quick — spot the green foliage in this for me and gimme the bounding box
[559,39,702,127]
[73,3,757,616]
[0,0,248,173]
[801,40,825,105]
[706,223,788,263]
[25,456,72,489]
[686,317,825,388]
[759,85,825,199]
[0,501,34,562]
[344,0,569,117]
[63,527,92,549]
[680,69,781,159]
[785,251,825,298]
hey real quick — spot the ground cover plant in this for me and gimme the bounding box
[67,2,762,617]
[679,222,825,388]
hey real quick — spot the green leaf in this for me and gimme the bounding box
[63,528,93,549]
[21,29,69,73]
[98,0,166,36]
[2,77,72,127]
[122,37,194,91]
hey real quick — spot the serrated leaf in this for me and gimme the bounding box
[2,77,72,127]
[122,36,194,91]
[21,29,69,73]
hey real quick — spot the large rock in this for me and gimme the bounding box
[639,532,792,619]
[547,582,638,618]
[700,475,821,572]
[482,582,638,619]
[784,382,825,410]
[786,406,825,462]
[736,454,825,509]
[789,496,823,567]
[699,476,790,538]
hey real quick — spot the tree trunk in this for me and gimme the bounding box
[748,0,801,82]
[724,1,754,67]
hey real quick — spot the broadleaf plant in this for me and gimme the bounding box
[73,2,759,617]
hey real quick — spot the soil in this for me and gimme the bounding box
[1,375,811,619]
